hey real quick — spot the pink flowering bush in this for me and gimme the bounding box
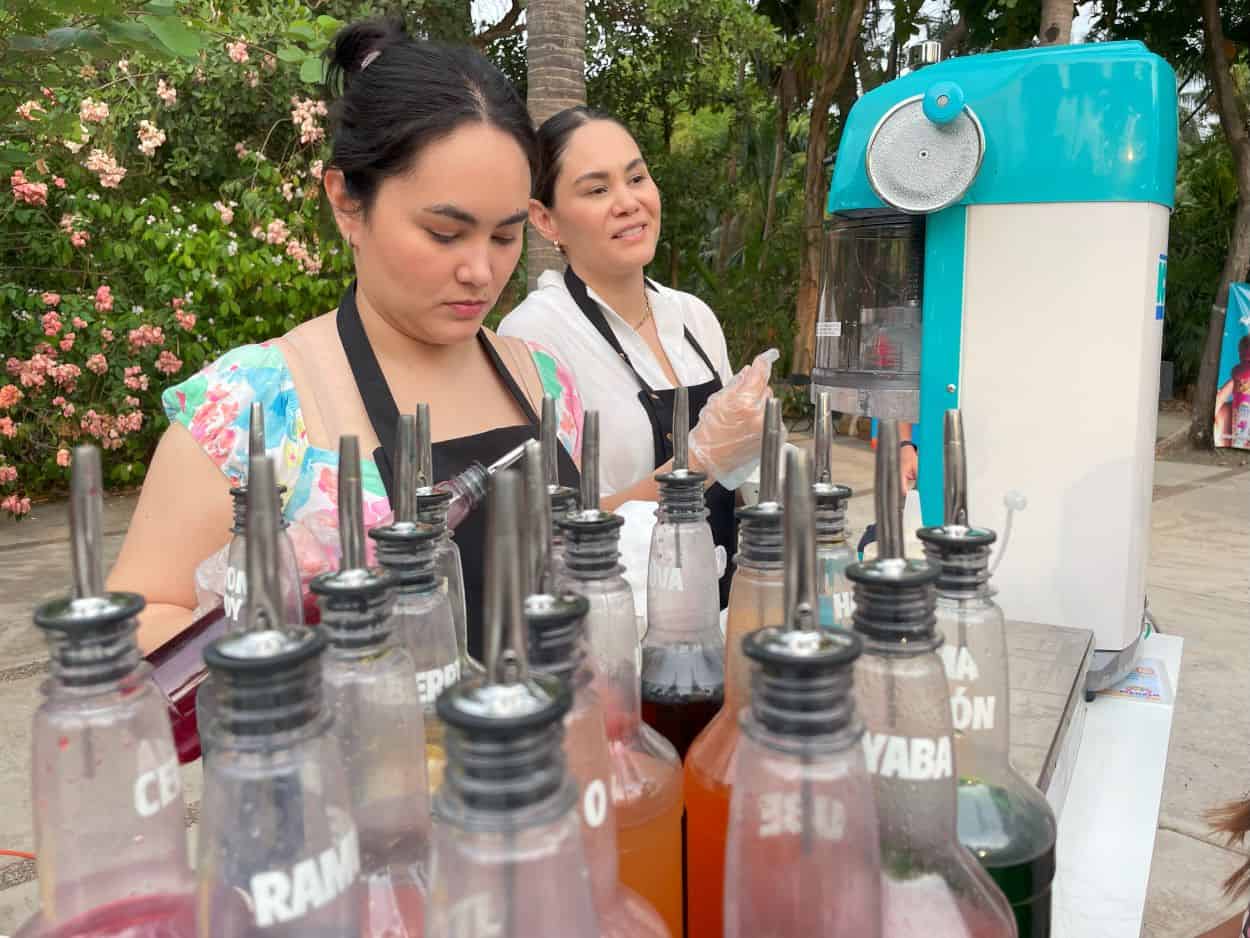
[0,6,356,517]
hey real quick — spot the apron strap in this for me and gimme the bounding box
[336,282,400,488]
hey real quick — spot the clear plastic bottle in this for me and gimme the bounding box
[642,387,725,759]
[196,453,361,937]
[426,468,598,938]
[685,398,784,938]
[372,413,461,791]
[312,435,430,938]
[724,447,880,938]
[918,411,1057,938]
[16,446,196,938]
[556,412,684,938]
[848,420,1016,938]
[520,441,669,938]
[151,402,302,765]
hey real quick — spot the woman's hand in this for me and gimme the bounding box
[687,349,776,485]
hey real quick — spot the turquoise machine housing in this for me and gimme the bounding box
[816,41,1178,662]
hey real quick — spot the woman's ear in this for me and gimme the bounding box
[324,168,363,248]
[529,198,560,245]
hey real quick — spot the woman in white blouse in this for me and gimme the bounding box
[499,106,772,601]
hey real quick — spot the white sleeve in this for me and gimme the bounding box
[688,294,734,384]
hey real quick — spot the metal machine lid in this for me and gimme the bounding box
[866,93,985,214]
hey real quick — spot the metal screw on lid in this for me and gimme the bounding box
[736,399,785,565]
[310,436,395,649]
[437,470,571,811]
[656,387,707,517]
[917,408,997,592]
[811,392,852,541]
[845,420,940,646]
[520,441,589,682]
[204,452,326,734]
[228,403,287,532]
[745,447,865,737]
[34,445,145,686]
[371,415,441,590]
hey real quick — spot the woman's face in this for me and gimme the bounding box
[328,121,530,346]
[536,120,661,281]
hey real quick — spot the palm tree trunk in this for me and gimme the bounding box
[758,100,789,269]
[526,0,586,291]
[1039,0,1073,44]
[793,0,869,375]
[1194,0,1250,447]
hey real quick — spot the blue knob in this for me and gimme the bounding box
[923,81,965,125]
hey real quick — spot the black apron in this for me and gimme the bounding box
[562,268,737,606]
[336,283,580,660]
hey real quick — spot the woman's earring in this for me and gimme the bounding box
[553,239,564,255]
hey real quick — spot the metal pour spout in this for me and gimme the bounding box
[784,447,816,630]
[521,441,550,597]
[248,401,264,463]
[69,446,105,600]
[484,469,529,684]
[337,435,366,571]
[244,453,285,630]
[541,396,560,486]
[944,409,968,527]
[672,387,690,471]
[814,391,833,485]
[416,403,433,490]
[759,399,783,505]
[485,441,528,476]
[395,414,418,524]
[581,411,600,512]
[875,420,904,560]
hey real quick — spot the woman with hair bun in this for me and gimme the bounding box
[109,18,584,661]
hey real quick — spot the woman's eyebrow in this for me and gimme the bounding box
[424,204,527,227]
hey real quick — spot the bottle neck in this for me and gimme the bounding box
[560,518,624,580]
[921,541,993,597]
[211,660,324,741]
[416,490,452,537]
[736,507,785,569]
[372,526,439,592]
[812,485,850,546]
[43,600,145,688]
[656,474,707,520]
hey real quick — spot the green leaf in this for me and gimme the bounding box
[138,14,204,59]
[299,55,326,85]
[0,148,30,171]
[315,14,343,33]
[286,20,317,41]
[143,0,177,14]
[276,45,304,62]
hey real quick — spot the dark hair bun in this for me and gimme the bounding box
[324,16,407,95]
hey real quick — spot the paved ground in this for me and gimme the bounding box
[0,421,1246,935]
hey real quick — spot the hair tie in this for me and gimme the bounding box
[360,49,381,71]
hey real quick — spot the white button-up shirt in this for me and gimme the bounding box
[499,268,734,496]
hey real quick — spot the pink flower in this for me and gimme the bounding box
[0,465,16,483]
[265,219,289,245]
[124,365,150,390]
[156,79,177,107]
[83,149,126,188]
[10,171,48,206]
[290,97,328,146]
[86,353,108,375]
[137,120,166,158]
[17,100,45,121]
[213,200,234,225]
[0,417,16,438]
[78,98,109,124]
[1,494,32,517]
[94,284,113,313]
[51,363,81,391]
[41,87,57,101]
[56,449,70,467]
[127,325,163,352]
[226,40,249,64]
[70,230,89,248]
[51,396,65,407]
[245,70,260,89]
[125,395,140,408]
[72,316,87,329]
[59,333,75,352]
[156,350,182,375]
[41,312,62,336]
[234,142,249,159]
[62,402,75,417]
[309,159,324,181]
[175,310,196,331]
[53,177,66,189]
[0,385,20,408]
[100,328,113,343]
[59,214,75,233]
[41,292,61,307]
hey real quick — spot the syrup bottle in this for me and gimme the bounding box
[812,392,855,628]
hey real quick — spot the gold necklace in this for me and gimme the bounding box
[636,291,654,332]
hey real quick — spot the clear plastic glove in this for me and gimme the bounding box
[688,348,778,489]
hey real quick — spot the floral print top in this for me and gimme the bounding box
[163,339,584,588]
